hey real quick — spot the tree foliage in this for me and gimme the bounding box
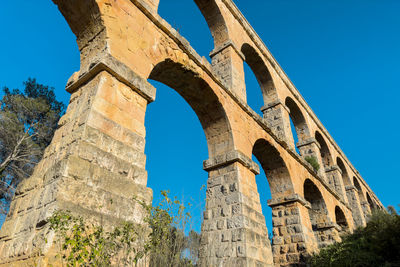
[144,190,199,267]
[49,191,201,267]
[0,78,65,214]
[308,206,400,267]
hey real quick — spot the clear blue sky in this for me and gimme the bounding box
[0,1,399,233]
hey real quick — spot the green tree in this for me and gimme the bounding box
[308,206,400,267]
[145,190,199,267]
[0,78,65,214]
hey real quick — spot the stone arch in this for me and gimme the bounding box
[353,177,369,221]
[304,179,329,229]
[252,139,301,265]
[336,157,351,186]
[335,206,349,233]
[148,59,234,158]
[241,43,278,107]
[353,177,365,202]
[304,179,334,248]
[315,131,333,169]
[366,192,376,212]
[194,0,230,48]
[52,0,106,69]
[52,0,101,41]
[285,96,310,147]
[252,139,294,199]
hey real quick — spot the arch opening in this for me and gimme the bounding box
[353,177,365,201]
[252,156,273,241]
[241,44,277,111]
[285,97,310,154]
[366,192,376,212]
[243,61,265,116]
[353,176,368,220]
[315,131,332,170]
[304,179,331,248]
[335,206,349,234]
[146,78,207,234]
[194,0,229,49]
[149,59,233,158]
[252,139,294,200]
[289,116,300,154]
[252,138,294,251]
[304,179,329,229]
[337,157,351,186]
[146,59,234,263]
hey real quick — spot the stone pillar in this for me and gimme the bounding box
[268,195,317,267]
[0,54,155,266]
[297,137,326,179]
[361,201,372,220]
[201,151,273,267]
[210,41,247,102]
[313,222,341,248]
[345,186,366,227]
[262,100,295,147]
[325,165,347,203]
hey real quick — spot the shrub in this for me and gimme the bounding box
[49,210,148,266]
[305,156,320,172]
[49,191,200,267]
[308,206,400,267]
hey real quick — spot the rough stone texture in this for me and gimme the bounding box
[0,0,383,266]
[269,200,311,267]
[297,138,326,180]
[202,160,274,266]
[262,101,294,147]
[325,166,347,202]
[345,186,366,227]
[0,72,152,266]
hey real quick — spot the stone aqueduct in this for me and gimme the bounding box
[0,0,383,266]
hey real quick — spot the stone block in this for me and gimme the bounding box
[273,236,284,245]
[273,218,285,227]
[286,216,300,225]
[291,234,305,243]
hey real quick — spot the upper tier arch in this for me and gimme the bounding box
[252,138,294,199]
[194,0,230,48]
[149,59,234,158]
[285,96,310,144]
[241,43,278,107]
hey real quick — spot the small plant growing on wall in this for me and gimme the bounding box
[48,210,148,266]
[305,156,320,172]
[48,190,200,267]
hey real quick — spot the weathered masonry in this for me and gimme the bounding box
[0,0,383,266]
